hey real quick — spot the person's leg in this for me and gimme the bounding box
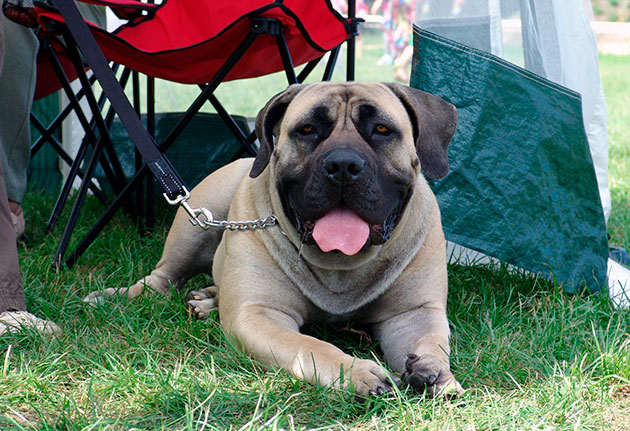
[0,161,62,333]
[0,14,26,313]
[0,15,61,336]
[0,144,26,313]
[0,18,37,205]
[0,18,38,238]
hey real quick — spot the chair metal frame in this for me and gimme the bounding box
[28,0,360,268]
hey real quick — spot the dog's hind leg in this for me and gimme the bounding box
[83,159,254,303]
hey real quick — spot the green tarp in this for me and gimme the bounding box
[410,27,608,293]
[102,112,248,193]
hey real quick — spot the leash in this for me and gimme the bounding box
[52,0,276,232]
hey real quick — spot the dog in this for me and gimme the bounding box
[85,82,462,397]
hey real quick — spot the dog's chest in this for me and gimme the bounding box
[266,234,422,316]
[297,261,395,315]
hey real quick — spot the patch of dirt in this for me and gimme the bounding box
[603,385,630,431]
[611,384,630,399]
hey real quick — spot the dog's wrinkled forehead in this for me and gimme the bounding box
[251,82,457,180]
[282,83,408,129]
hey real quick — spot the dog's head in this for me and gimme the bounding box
[252,82,457,260]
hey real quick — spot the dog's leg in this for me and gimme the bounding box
[373,306,462,397]
[83,210,223,303]
[83,159,254,304]
[221,302,400,397]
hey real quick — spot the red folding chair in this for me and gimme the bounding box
[3,0,359,267]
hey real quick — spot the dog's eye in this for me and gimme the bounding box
[299,125,315,135]
[374,124,390,135]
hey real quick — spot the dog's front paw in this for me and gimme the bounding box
[186,286,219,319]
[402,353,462,398]
[82,287,133,305]
[347,358,401,397]
[83,279,168,305]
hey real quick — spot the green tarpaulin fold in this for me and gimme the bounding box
[410,27,608,293]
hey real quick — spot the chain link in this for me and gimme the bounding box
[202,215,278,231]
[165,191,278,232]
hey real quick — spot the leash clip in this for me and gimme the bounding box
[164,188,277,232]
[163,188,215,228]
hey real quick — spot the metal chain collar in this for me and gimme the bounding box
[199,214,278,231]
[165,189,278,232]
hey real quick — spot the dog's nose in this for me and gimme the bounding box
[322,149,366,185]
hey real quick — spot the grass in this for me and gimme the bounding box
[601,54,630,249]
[591,0,630,21]
[1,32,630,430]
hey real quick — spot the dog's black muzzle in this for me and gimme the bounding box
[279,147,412,252]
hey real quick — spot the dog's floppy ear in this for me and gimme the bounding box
[250,84,305,178]
[384,83,457,180]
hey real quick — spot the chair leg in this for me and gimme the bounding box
[297,56,323,83]
[61,32,133,198]
[52,131,108,267]
[47,133,93,232]
[46,33,140,261]
[275,31,298,85]
[207,93,257,156]
[41,40,127,214]
[323,46,341,81]
[64,165,151,268]
[30,69,97,157]
[30,114,108,203]
[347,0,357,81]
[144,76,156,233]
[132,70,145,223]
[155,31,261,156]
[45,67,134,232]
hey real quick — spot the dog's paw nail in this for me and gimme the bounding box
[392,375,402,387]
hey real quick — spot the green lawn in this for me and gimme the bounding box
[601,54,630,251]
[1,33,629,430]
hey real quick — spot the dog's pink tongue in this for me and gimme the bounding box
[312,208,370,256]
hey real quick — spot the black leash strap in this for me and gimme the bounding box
[52,0,190,203]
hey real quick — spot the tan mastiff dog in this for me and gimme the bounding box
[85,82,462,397]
